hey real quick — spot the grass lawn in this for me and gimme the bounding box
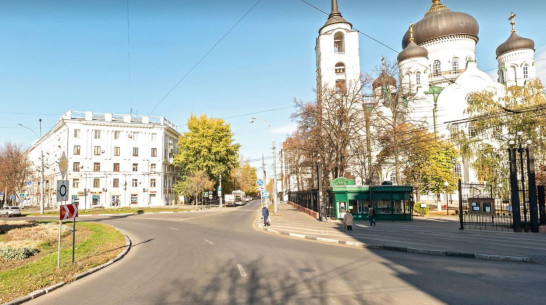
[0,220,126,303]
[24,206,196,217]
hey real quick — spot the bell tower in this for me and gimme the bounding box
[315,0,361,93]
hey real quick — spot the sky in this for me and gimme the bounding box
[1,0,546,176]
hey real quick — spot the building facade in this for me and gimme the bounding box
[26,111,180,209]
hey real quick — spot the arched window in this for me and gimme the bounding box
[499,69,505,84]
[416,71,421,85]
[335,62,346,74]
[523,65,529,79]
[454,163,462,178]
[334,32,344,54]
[452,57,459,74]
[512,66,517,82]
[433,60,441,76]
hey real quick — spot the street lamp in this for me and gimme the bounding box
[18,119,45,215]
[424,85,444,135]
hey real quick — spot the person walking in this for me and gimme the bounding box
[343,211,354,231]
[368,204,376,226]
[262,205,270,226]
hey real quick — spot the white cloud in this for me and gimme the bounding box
[272,122,298,135]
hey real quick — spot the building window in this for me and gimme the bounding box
[335,79,346,93]
[452,57,459,74]
[133,132,138,141]
[335,62,346,74]
[114,147,120,156]
[512,66,517,82]
[74,129,80,138]
[113,163,120,172]
[499,69,505,84]
[93,178,100,188]
[133,147,139,157]
[73,162,80,172]
[132,179,138,187]
[416,71,421,85]
[94,130,101,139]
[468,123,476,138]
[151,133,157,141]
[73,179,79,188]
[151,179,156,188]
[94,162,100,172]
[454,163,462,178]
[131,194,138,204]
[151,163,156,172]
[113,178,119,188]
[433,60,441,76]
[114,131,120,140]
[133,163,138,172]
[334,32,344,54]
[73,145,80,155]
[94,146,101,155]
[523,65,529,79]
[151,148,157,157]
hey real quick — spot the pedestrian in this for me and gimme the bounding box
[368,204,376,226]
[343,211,353,231]
[262,205,270,226]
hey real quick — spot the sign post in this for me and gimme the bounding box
[58,202,79,267]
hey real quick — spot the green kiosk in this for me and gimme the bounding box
[328,177,413,221]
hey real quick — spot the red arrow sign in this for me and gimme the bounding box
[60,203,79,220]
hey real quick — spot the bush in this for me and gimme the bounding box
[0,247,38,261]
[413,203,429,216]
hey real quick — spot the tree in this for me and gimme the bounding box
[456,79,546,189]
[174,170,214,206]
[174,114,240,192]
[0,143,31,205]
[231,162,258,196]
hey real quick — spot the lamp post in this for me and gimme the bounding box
[424,85,444,135]
[250,117,278,213]
[18,119,45,215]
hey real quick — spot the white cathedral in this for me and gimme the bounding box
[315,0,538,185]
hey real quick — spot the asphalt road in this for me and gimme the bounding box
[25,200,546,305]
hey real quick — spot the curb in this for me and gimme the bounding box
[256,219,535,264]
[2,229,132,305]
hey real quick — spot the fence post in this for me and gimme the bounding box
[526,146,539,232]
[458,179,464,230]
[538,185,545,226]
[509,147,522,232]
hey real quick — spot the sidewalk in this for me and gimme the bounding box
[257,202,546,264]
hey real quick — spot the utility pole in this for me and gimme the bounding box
[262,153,266,206]
[273,141,278,214]
[39,119,44,215]
[219,172,222,208]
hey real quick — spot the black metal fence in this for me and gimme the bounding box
[288,189,319,213]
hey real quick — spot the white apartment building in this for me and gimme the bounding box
[26,111,180,209]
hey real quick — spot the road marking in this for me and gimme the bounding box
[237,264,247,277]
[169,227,179,230]
[204,239,214,245]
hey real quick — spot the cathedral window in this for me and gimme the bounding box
[454,163,462,178]
[523,65,529,79]
[334,32,345,54]
[335,79,346,93]
[512,66,517,82]
[416,72,421,85]
[433,60,441,77]
[335,62,346,74]
[499,69,505,84]
[451,57,459,74]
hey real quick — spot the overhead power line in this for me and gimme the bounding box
[148,0,264,115]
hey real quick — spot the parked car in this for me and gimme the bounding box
[0,206,21,217]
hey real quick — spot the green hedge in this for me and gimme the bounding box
[413,203,429,216]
